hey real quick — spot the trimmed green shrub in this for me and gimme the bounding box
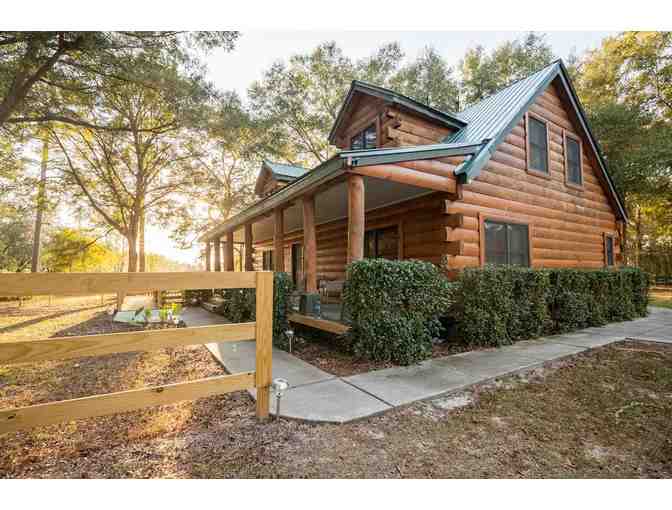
[453,266,649,345]
[343,259,454,365]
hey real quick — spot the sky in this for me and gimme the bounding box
[146,30,616,265]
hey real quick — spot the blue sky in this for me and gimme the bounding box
[158,30,616,263]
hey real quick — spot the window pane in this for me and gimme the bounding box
[484,221,507,265]
[528,117,548,173]
[376,226,399,260]
[606,237,614,266]
[364,230,376,258]
[507,224,530,266]
[350,133,363,150]
[566,137,582,185]
[363,125,377,149]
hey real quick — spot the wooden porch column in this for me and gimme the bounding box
[244,223,254,271]
[302,195,317,293]
[274,208,285,272]
[224,231,234,272]
[213,237,222,271]
[204,241,211,271]
[347,174,365,263]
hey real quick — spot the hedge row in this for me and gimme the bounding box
[343,260,649,365]
[343,259,454,365]
[452,265,649,346]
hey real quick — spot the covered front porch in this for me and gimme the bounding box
[199,144,478,333]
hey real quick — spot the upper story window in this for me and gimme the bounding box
[350,124,377,150]
[484,220,530,267]
[527,114,549,175]
[364,225,399,259]
[604,235,615,267]
[564,133,583,187]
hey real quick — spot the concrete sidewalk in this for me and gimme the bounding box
[182,307,672,424]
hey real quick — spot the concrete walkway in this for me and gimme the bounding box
[182,306,672,424]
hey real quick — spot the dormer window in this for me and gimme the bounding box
[350,124,377,150]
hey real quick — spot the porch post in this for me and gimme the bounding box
[244,223,254,271]
[302,195,317,293]
[213,236,222,272]
[347,174,365,263]
[205,241,211,271]
[224,231,234,272]
[274,208,285,272]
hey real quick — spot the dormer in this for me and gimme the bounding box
[328,81,466,150]
[255,160,309,198]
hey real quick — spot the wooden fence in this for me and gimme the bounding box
[0,271,273,434]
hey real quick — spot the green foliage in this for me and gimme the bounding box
[210,272,294,348]
[453,266,650,344]
[42,227,120,272]
[343,259,454,365]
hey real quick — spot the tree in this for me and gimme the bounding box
[460,32,555,105]
[53,59,205,272]
[248,41,404,166]
[0,31,239,129]
[0,204,32,272]
[391,46,461,112]
[42,227,120,272]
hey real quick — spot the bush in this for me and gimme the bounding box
[199,272,294,349]
[453,266,649,345]
[343,259,454,365]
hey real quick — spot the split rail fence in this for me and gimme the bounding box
[0,271,273,434]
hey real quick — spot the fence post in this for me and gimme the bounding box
[255,271,273,420]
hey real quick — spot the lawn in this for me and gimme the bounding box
[650,290,672,309]
[1,298,671,478]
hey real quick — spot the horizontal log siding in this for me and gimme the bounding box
[444,82,620,271]
[252,192,448,280]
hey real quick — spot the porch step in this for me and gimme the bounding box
[288,313,350,336]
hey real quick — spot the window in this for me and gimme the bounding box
[564,133,583,186]
[604,235,615,267]
[350,124,377,150]
[527,114,549,174]
[262,250,274,271]
[484,220,530,266]
[364,226,399,259]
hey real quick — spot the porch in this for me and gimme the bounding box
[198,146,475,334]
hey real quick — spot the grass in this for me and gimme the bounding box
[650,292,672,309]
[1,298,671,478]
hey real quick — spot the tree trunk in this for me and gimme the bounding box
[138,208,146,272]
[635,206,643,268]
[31,137,49,272]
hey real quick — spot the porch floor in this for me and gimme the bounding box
[183,306,672,424]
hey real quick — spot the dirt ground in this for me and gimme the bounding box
[1,298,671,478]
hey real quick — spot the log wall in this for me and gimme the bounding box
[444,82,621,270]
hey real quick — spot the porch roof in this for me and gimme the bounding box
[199,141,483,242]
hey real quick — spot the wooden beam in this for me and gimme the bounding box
[0,323,256,365]
[445,213,464,229]
[205,241,211,271]
[288,313,350,336]
[224,231,235,272]
[347,174,365,263]
[0,272,257,296]
[350,164,457,193]
[244,224,254,271]
[274,208,285,272]
[213,237,222,272]
[0,372,255,434]
[302,195,317,293]
[255,272,273,420]
[445,240,463,256]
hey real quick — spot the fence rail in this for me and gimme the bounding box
[0,271,273,434]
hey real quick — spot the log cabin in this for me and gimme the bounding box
[199,60,627,328]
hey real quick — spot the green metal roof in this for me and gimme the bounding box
[328,80,466,144]
[262,160,309,181]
